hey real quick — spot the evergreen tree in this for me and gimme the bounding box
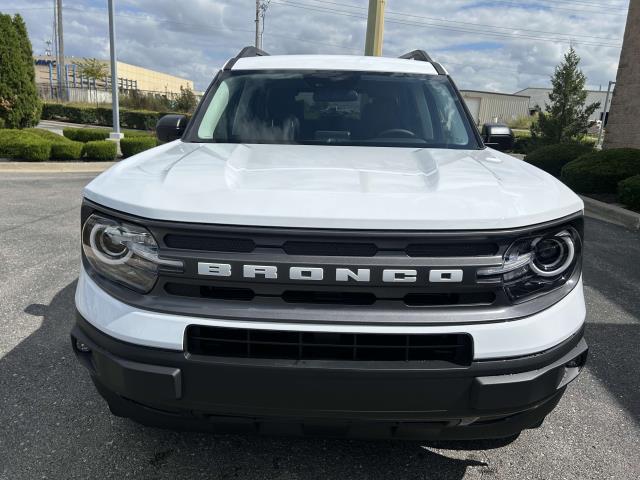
[0,13,41,128]
[531,47,600,144]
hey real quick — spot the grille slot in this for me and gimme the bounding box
[283,241,378,256]
[164,234,255,252]
[187,326,473,364]
[165,283,255,301]
[404,292,495,306]
[282,290,377,305]
[406,242,499,257]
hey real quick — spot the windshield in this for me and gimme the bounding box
[188,71,481,149]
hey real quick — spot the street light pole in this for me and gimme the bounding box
[108,0,122,140]
[55,0,66,99]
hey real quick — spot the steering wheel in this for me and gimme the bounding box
[377,128,417,138]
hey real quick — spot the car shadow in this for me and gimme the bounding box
[581,219,640,425]
[1,280,493,479]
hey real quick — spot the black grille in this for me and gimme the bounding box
[164,282,496,307]
[186,325,473,364]
[161,233,500,257]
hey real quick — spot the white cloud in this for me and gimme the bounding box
[5,0,628,93]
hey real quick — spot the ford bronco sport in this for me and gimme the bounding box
[72,47,588,441]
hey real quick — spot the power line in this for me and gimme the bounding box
[533,0,627,10]
[485,0,627,16]
[272,0,622,48]
[300,0,622,42]
[62,5,361,53]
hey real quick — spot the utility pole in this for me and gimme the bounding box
[255,0,261,49]
[108,0,122,140]
[55,0,66,99]
[364,0,386,56]
[254,0,270,50]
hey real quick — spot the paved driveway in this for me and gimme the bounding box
[0,172,638,479]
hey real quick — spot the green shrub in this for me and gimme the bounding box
[561,148,640,193]
[63,127,109,142]
[512,136,547,154]
[41,103,66,119]
[82,140,117,161]
[0,128,82,161]
[121,110,160,130]
[15,139,51,161]
[525,143,594,177]
[25,128,70,143]
[618,175,640,211]
[0,129,49,160]
[120,136,157,158]
[50,141,84,160]
[120,129,155,137]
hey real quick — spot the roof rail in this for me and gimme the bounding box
[398,50,433,63]
[223,46,270,71]
[398,49,446,75]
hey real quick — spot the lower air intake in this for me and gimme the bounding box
[186,326,473,365]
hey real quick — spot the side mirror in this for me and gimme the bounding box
[156,114,188,143]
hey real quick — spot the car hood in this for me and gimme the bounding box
[84,141,583,230]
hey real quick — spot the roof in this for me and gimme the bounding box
[460,89,530,99]
[230,54,440,75]
[514,87,611,95]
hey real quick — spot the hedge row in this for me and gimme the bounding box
[525,143,594,177]
[121,136,157,158]
[63,127,110,142]
[560,148,640,194]
[618,175,640,211]
[0,128,116,161]
[41,103,187,130]
[0,129,52,161]
[82,140,117,161]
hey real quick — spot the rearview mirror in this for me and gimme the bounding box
[156,114,188,143]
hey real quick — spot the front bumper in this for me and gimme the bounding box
[72,312,587,440]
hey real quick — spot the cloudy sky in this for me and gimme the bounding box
[5,0,629,93]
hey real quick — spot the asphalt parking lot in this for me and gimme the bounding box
[0,172,638,480]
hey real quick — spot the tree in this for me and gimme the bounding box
[531,48,600,144]
[0,13,41,128]
[77,58,109,107]
[173,85,197,113]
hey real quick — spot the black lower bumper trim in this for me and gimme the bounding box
[72,312,587,440]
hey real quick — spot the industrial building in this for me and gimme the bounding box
[34,55,194,101]
[515,87,611,123]
[459,90,530,126]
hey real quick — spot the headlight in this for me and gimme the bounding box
[82,213,182,293]
[478,226,581,303]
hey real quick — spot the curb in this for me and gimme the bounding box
[0,161,116,173]
[581,195,640,231]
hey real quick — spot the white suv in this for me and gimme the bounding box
[72,47,588,441]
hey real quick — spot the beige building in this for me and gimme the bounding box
[460,90,531,126]
[34,56,194,95]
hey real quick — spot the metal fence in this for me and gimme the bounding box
[37,84,190,104]
[38,84,113,104]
